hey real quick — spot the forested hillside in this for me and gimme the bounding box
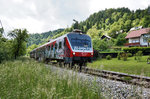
[50,7,150,51]
[28,7,150,51]
[27,29,64,47]
[54,7,150,38]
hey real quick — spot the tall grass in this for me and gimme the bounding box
[0,57,102,99]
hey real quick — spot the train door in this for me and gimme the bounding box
[50,45,53,58]
[64,37,72,64]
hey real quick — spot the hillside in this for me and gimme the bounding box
[27,7,150,51]
[52,7,150,38]
[27,29,64,47]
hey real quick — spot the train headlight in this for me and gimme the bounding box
[73,52,75,55]
[91,53,93,55]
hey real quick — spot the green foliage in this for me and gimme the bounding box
[141,15,150,27]
[0,40,13,63]
[8,29,29,59]
[26,44,38,56]
[93,38,114,51]
[87,56,150,77]
[106,55,112,60]
[27,7,150,47]
[123,47,150,54]
[115,33,127,46]
[121,53,128,61]
[87,25,101,39]
[135,51,143,62]
[117,52,121,60]
[0,57,102,98]
[127,53,132,57]
[27,29,64,47]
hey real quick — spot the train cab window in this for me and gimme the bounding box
[59,42,62,49]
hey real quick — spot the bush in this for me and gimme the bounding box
[106,55,112,60]
[117,52,121,60]
[121,53,128,61]
[123,47,150,54]
[136,51,143,62]
[127,53,132,57]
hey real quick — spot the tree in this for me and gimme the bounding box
[26,44,38,56]
[141,15,150,27]
[87,25,101,39]
[115,33,127,46]
[8,29,29,59]
[124,20,132,32]
[92,38,114,51]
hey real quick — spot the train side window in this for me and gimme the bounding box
[51,45,53,50]
[59,42,62,49]
[48,46,50,51]
[55,43,57,49]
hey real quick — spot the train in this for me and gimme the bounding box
[30,29,93,69]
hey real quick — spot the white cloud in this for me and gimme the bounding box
[0,0,149,34]
[89,0,150,13]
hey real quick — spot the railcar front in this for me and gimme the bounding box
[65,32,93,66]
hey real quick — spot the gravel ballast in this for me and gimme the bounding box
[46,65,150,99]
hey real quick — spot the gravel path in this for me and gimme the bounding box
[46,65,150,99]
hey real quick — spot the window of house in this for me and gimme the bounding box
[132,40,139,43]
[143,34,150,43]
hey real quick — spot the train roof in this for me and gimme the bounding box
[31,31,90,52]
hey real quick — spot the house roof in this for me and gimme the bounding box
[101,35,111,39]
[125,28,150,39]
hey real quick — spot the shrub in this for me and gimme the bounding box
[121,53,128,61]
[106,55,112,60]
[127,53,132,57]
[123,47,150,54]
[134,54,137,60]
[117,52,121,60]
[136,51,143,62]
[147,56,150,64]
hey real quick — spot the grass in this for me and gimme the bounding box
[88,56,150,77]
[0,57,102,99]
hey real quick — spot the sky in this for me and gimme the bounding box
[0,0,150,34]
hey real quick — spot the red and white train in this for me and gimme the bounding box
[30,29,93,68]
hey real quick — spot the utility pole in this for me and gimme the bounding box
[73,19,79,29]
[0,19,5,37]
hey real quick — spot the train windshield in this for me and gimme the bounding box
[67,33,92,50]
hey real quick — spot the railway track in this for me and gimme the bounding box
[48,62,150,88]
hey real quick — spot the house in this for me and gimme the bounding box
[101,35,111,40]
[125,28,150,47]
